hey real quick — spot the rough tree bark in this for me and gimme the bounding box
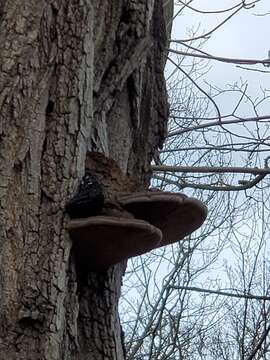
[0,0,168,359]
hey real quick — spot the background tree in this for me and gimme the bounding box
[0,1,169,359]
[121,1,270,359]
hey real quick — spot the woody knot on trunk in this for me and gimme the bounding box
[66,152,207,271]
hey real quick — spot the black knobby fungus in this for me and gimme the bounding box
[66,172,105,218]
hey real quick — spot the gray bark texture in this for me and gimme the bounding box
[0,0,168,359]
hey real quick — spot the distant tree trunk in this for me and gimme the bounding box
[0,0,168,359]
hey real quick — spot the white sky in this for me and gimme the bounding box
[167,0,270,286]
[173,0,270,57]
[121,3,270,347]
[171,0,270,115]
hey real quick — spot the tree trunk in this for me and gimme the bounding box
[0,0,168,359]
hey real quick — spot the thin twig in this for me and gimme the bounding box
[171,1,259,43]
[175,0,243,15]
[236,65,270,73]
[167,56,222,122]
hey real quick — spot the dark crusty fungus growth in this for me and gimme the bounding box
[67,216,162,271]
[66,171,104,218]
[118,191,207,247]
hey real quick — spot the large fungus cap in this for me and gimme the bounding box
[67,216,162,271]
[118,192,207,247]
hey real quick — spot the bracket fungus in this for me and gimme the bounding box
[66,154,207,271]
[67,216,162,271]
[118,191,207,247]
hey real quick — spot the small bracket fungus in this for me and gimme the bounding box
[118,191,207,247]
[67,216,162,271]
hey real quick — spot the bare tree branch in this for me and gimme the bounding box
[168,286,270,301]
[160,146,270,154]
[168,48,270,67]
[246,324,270,360]
[167,56,222,122]
[171,1,260,42]
[236,65,270,73]
[152,165,270,176]
[167,115,270,138]
[175,0,246,15]
[152,172,266,191]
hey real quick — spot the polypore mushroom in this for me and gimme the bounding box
[118,191,207,247]
[67,216,162,271]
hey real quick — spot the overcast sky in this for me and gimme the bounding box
[171,0,270,115]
